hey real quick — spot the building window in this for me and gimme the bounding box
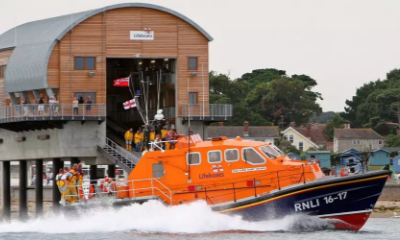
[378,140,383,145]
[188,57,198,70]
[187,152,201,165]
[0,65,6,78]
[299,142,303,152]
[225,149,239,162]
[75,92,96,103]
[242,147,266,165]
[283,135,288,141]
[289,135,294,143]
[208,150,222,163]
[74,57,96,70]
[189,92,198,104]
[352,140,360,145]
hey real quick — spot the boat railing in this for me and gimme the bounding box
[59,177,174,206]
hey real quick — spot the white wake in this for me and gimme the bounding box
[0,200,329,234]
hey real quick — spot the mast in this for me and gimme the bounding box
[187,77,191,183]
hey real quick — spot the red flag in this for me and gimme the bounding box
[113,77,129,87]
[123,99,137,110]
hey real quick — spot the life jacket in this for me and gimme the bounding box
[79,184,95,200]
[55,173,65,187]
[134,133,141,143]
[150,132,155,141]
[161,129,168,139]
[125,131,134,141]
[340,167,350,177]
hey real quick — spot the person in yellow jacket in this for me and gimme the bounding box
[55,168,66,203]
[139,130,144,151]
[134,130,141,152]
[124,128,134,151]
[150,128,155,141]
[66,164,79,204]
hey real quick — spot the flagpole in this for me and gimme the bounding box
[202,63,204,120]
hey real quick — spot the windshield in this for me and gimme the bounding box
[259,146,280,159]
[271,145,284,156]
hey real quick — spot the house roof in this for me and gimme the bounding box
[0,3,213,93]
[334,128,384,140]
[281,125,321,148]
[374,147,400,153]
[208,126,279,139]
[292,124,328,145]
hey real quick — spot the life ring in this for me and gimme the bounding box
[79,184,95,200]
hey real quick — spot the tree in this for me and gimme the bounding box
[385,134,400,147]
[209,69,322,127]
[323,114,343,141]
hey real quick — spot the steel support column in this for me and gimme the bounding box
[19,160,28,220]
[108,165,116,179]
[35,159,43,217]
[52,158,61,211]
[2,161,11,221]
[90,165,97,182]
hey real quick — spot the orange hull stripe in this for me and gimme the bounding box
[217,175,388,213]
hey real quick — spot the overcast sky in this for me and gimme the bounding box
[1,0,400,112]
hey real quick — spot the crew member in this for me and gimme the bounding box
[139,129,144,151]
[150,128,155,142]
[66,164,79,204]
[55,168,66,203]
[134,130,141,152]
[153,134,162,151]
[124,128,134,151]
[77,163,84,186]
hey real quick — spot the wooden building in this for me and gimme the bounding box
[0,3,232,135]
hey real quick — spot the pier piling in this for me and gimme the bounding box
[2,161,11,221]
[35,159,43,217]
[19,160,28,220]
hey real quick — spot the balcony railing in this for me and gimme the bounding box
[0,104,106,123]
[181,104,232,120]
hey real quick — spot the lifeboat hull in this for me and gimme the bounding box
[212,170,390,231]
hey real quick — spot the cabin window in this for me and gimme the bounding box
[188,57,198,70]
[0,65,6,78]
[225,149,239,162]
[187,152,201,165]
[75,57,96,70]
[208,150,222,163]
[259,146,279,159]
[298,142,303,152]
[242,147,266,165]
[152,163,165,178]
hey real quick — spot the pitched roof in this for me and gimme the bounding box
[375,147,400,153]
[207,126,279,139]
[292,124,328,145]
[0,3,213,93]
[334,128,384,140]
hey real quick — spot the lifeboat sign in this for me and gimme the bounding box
[130,29,154,40]
[232,167,266,173]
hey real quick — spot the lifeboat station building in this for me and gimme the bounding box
[0,3,232,219]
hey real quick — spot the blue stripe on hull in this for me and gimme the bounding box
[225,176,387,221]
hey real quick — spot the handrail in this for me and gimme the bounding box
[0,103,106,123]
[104,137,139,169]
[180,104,233,119]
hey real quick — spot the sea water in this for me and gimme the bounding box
[0,200,397,240]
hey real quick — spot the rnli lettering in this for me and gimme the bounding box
[232,167,266,173]
[294,191,348,212]
[294,199,320,212]
[199,173,224,179]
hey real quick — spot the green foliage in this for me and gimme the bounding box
[341,68,400,135]
[209,69,322,127]
[323,114,343,141]
[311,111,336,123]
[278,139,300,154]
[385,134,400,147]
